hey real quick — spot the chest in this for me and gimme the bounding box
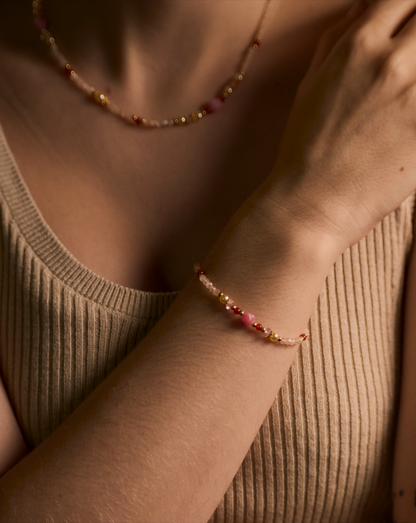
[0,1,350,292]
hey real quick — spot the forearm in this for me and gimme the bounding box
[0,198,336,523]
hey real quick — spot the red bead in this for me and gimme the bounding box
[255,324,263,331]
[207,98,223,113]
[63,64,72,76]
[233,307,241,315]
[197,269,205,276]
[219,96,225,103]
[253,38,261,48]
[203,106,213,115]
[133,116,142,125]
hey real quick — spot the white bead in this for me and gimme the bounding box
[262,328,271,338]
[225,299,235,310]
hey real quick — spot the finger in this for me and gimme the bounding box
[393,2,416,42]
[356,0,416,38]
[307,3,368,74]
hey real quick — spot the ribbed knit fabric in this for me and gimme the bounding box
[0,123,414,522]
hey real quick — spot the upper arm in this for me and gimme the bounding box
[392,209,416,520]
[0,374,29,478]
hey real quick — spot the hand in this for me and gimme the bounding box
[263,0,416,255]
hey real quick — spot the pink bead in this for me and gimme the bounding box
[225,299,235,310]
[241,312,255,326]
[207,98,223,113]
[262,328,271,338]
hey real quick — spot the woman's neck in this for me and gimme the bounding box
[1,0,270,115]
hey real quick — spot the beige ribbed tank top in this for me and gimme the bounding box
[0,123,414,523]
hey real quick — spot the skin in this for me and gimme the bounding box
[0,0,415,521]
[393,217,416,520]
[0,0,346,293]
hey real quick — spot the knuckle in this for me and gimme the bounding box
[348,26,376,55]
[379,51,410,87]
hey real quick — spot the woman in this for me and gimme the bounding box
[0,0,415,521]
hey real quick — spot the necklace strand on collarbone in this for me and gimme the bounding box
[32,0,274,128]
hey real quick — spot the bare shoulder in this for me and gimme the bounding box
[391,201,416,518]
[396,198,416,402]
[0,375,29,478]
[403,202,416,326]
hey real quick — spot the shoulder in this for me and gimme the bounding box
[402,196,416,324]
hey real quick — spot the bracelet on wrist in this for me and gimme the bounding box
[194,263,309,346]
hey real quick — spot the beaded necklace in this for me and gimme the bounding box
[32,0,274,128]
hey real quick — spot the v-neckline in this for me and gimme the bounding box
[0,123,178,319]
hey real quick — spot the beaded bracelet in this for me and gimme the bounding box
[194,264,309,346]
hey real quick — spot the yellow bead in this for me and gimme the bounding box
[269,332,280,342]
[93,91,109,106]
[219,294,230,305]
[40,30,53,44]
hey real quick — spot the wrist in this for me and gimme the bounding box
[241,187,343,272]
[201,189,338,334]
[252,165,353,263]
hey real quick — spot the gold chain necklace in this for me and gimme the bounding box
[32,0,274,128]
